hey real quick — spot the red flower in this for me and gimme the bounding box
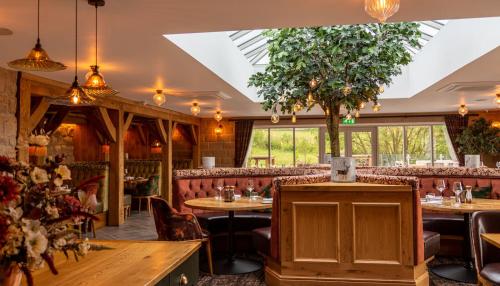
[0,156,13,173]
[0,176,20,204]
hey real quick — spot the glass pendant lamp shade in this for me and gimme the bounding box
[372,102,382,112]
[67,77,95,105]
[291,112,297,123]
[190,103,201,116]
[458,104,468,117]
[153,90,166,106]
[365,0,400,23]
[214,111,223,122]
[8,0,66,72]
[307,91,315,107]
[496,94,500,104]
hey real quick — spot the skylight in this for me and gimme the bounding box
[227,20,449,68]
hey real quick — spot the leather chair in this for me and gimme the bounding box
[423,230,440,261]
[472,211,500,285]
[150,197,213,275]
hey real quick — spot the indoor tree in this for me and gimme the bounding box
[249,24,421,159]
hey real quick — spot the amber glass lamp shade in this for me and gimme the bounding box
[83,65,118,97]
[214,111,223,122]
[365,0,400,23]
[214,124,223,135]
[458,104,468,117]
[372,102,382,112]
[8,39,67,72]
[101,144,110,154]
[496,94,500,104]
[190,103,201,116]
[152,90,166,106]
[66,77,95,105]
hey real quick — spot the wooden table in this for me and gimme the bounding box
[185,197,272,275]
[422,198,500,284]
[28,240,201,286]
[250,156,274,168]
[481,233,500,248]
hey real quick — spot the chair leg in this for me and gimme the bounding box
[138,198,141,213]
[91,220,96,238]
[147,197,151,216]
[204,239,214,276]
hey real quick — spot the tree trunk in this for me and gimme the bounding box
[325,102,341,158]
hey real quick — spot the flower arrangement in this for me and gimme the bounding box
[0,156,97,286]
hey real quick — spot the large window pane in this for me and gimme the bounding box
[406,126,431,166]
[433,125,459,167]
[295,128,319,166]
[378,126,404,166]
[325,132,345,160]
[351,131,373,166]
[248,129,269,167]
[270,128,294,167]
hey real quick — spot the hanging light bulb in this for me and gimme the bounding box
[190,102,201,116]
[214,124,223,135]
[8,0,66,72]
[372,102,382,112]
[364,0,400,23]
[307,91,315,107]
[491,121,500,129]
[458,104,468,117]
[214,111,223,122]
[293,102,303,112]
[291,112,297,123]
[325,108,330,116]
[345,113,352,120]
[496,94,500,105]
[359,102,366,109]
[152,89,166,106]
[271,113,280,124]
[66,0,93,105]
[279,94,286,103]
[342,84,352,96]
[355,110,361,118]
[379,85,385,94]
[309,78,318,89]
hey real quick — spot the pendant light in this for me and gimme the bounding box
[372,102,382,112]
[496,94,500,105]
[153,90,166,106]
[458,104,468,117]
[66,0,94,105]
[214,111,223,122]
[190,102,201,116]
[271,105,280,124]
[8,0,66,72]
[307,91,315,107]
[365,0,400,23]
[291,112,297,123]
[83,0,118,97]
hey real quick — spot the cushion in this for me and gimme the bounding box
[252,227,271,256]
[473,186,492,199]
[423,213,465,236]
[423,230,440,260]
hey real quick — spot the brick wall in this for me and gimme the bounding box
[0,68,18,158]
[200,119,235,167]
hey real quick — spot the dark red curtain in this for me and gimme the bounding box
[444,115,468,166]
[234,120,254,167]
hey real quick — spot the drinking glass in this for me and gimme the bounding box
[496,161,500,169]
[453,181,463,205]
[215,179,224,200]
[436,180,446,198]
[246,179,254,198]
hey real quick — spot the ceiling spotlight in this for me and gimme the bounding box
[365,0,400,23]
[458,104,468,117]
[214,110,223,122]
[153,89,166,106]
[190,102,200,116]
[372,102,382,112]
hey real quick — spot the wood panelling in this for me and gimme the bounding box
[292,202,339,263]
[72,124,102,162]
[173,125,193,160]
[270,182,426,286]
[124,126,151,159]
[352,203,401,264]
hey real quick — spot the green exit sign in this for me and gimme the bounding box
[342,118,356,125]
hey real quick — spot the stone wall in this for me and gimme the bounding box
[0,68,18,158]
[199,119,235,167]
[47,124,76,163]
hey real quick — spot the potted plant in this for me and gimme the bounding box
[249,24,421,181]
[456,118,500,168]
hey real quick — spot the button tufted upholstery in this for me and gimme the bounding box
[419,177,499,198]
[173,159,193,170]
[68,162,109,213]
[125,160,162,192]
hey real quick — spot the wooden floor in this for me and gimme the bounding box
[94,213,469,286]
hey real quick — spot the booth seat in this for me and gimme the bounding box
[173,159,193,170]
[124,160,162,195]
[172,167,327,253]
[68,162,109,214]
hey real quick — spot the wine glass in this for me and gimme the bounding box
[215,179,224,200]
[496,161,500,169]
[453,181,463,205]
[436,180,446,198]
[247,179,255,199]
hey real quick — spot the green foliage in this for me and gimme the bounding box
[456,118,500,155]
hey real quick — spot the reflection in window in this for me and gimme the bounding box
[378,126,404,166]
[406,126,431,166]
[270,128,294,167]
[295,128,319,166]
[248,129,268,167]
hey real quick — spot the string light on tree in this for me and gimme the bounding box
[307,91,315,107]
[372,102,382,112]
[291,112,297,123]
[309,78,318,89]
[271,105,280,124]
[342,84,352,96]
[355,110,361,118]
[293,102,303,112]
[358,102,366,109]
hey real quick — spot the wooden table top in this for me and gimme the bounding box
[185,197,273,211]
[481,233,500,248]
[421,198,500,214]
[27,240,201,286]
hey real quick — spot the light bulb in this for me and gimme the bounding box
[365,0,400,23]
[71,94,80,105]
[307,91,314,107]
[190,103,200,116]
[379,85,385,94]
[458,104,468,117]
[496,94,500,104]
[271,113,280,124]
[372,102,381,112]
[309,78,318,89]
[84,65,106,88]
[345,113,352,120]
[153,90,166,106]
[291,112,297,123]
[293,102,303,112]
[359,102,366,109]
[342,85,352,96]
[355,110,360,118]
[214,111,223,122]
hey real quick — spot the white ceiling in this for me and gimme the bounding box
[0,0,499,118]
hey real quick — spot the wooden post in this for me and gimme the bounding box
[191,125,200,168]
[17,76,31,163]
[108,108,124,226]
[161,120,173,203]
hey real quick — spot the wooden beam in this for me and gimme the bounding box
[155,118,168,145]
[190,125,198,145]
[123,113,134,133]
[161,120,173,203]
[108,109,124,226]
[29,97,50,133]
[192,125,201,168]
[45,109,69,135]
[94,129,104,145]
[136,124,147,145]
[17,76,31,163]
[95,107,117,143]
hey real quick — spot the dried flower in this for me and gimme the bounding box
[45,205,59,219]
[54,165,71,181]
[30,167,49,184]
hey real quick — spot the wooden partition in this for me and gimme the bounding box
[267,182,428,286]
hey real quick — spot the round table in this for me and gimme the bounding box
[184,197,272,275]
[422,198,500,284]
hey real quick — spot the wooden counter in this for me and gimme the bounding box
[27,240,201,286]
[267,182,428,286]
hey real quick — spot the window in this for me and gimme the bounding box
[433,125,458,166]
[295,128,319,166]
[270,128,294,167]
[378,126,404,166]
[248,129,269,167]
[406,126,432,166]
[325,132,345,157]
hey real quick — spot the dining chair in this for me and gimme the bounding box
[150,197,213,275]
[471,211,500,286]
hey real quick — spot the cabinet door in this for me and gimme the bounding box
[169,251,199,286]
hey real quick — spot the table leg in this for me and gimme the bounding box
[138,198,141,213]
[430,212,477,284]
[227,210,235,262]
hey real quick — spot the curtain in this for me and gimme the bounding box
[234,120,254,167]
[444,115,468,166]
